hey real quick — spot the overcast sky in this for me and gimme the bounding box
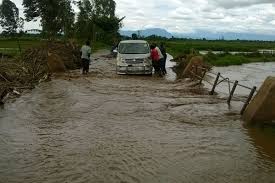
[7,0,275,35]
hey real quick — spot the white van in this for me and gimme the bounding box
[116,40,152,75]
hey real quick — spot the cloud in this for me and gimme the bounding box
[212,0,275,9]
[2,0,275,36]
[116,0,275,35]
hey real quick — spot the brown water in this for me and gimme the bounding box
[1,52,275,183]
[205,62,275,96]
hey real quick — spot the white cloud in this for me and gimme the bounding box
[116,0,275,35]
[2,0,275,35]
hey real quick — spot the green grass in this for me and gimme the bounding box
[0,37,44,56]
[0,37,110,56]
[164,40,275,58]
[203,52,275,66]
[92,42,110,52]
[159,39,275,66]
[0,38,42,49]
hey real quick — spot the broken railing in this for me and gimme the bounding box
[189,65,257,115]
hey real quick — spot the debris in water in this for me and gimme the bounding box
[0,41,81,104]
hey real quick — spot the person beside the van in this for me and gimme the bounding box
[80,40,92,75]
[160,43,167,75]
[155,45,164,76]
[150,44,161,75]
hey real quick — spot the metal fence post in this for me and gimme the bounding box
[210,72,221,95]
[227,80,238,104]
[240,86,257,115]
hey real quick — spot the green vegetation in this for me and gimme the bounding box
[76,0,123,43]
[154,39,275,67]
[204,52,275,66]
[0,0,24,34]
[0,37,43,56]
[21,0,122,42]
[0,37,110,56]
[0,0,121,58]
[1,0,122,44]
[89,42,109,52]
[0,38,42,49]
[164,40,275,57]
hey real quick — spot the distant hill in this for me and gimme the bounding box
[174,30,275,41]
[120,28,173,38]
[120,28,275,41]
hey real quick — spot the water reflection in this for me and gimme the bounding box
[246,126,275,162]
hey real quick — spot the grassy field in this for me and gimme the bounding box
[0,38,43,56]
[203,52,275,66]
[159,39,275,66]
[164,40,275,57]
[2,37,275,66]
[0,37,110,56]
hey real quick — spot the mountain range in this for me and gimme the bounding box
[120,28,173,38]
[120,28,275,41]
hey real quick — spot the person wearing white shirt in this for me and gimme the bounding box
[80,40,92,75]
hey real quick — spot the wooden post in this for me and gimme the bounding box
[210,72,221,95]
[227,80,238,104]
[240,86,257,115]
[199,69,207,84]
[191,66,195,80]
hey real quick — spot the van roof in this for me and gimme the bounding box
[119,40,148,44]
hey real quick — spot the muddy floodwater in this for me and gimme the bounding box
[205,62,275,96]
[1,51,275,183]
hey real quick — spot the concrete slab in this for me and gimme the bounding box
[243,76,275,125]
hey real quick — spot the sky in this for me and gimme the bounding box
[5,0,275,35]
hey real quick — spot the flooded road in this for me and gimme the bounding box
[1,51,275,183]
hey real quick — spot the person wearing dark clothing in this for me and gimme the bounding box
[160,43,167,75]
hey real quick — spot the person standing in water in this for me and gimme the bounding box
[150,44,161,75]
[155,44,164,76]
[160,42,167,75]
[80,40,92,75]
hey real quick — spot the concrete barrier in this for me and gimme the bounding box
[243,76,275,125]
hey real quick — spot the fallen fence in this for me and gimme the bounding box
[189,65,257,115]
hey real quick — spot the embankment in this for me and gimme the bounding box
[0,41,81,104]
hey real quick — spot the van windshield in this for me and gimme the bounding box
[118,43,149,54]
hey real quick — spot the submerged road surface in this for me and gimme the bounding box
[1,51,275,183]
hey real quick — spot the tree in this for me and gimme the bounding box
[23,0,75,38]
[75,0,93,39]
[132,33,138,40]
[0,0,22,34]
[93,0,115,17]
[75,0,123,43]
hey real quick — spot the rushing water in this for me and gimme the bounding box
[1,56,275,182]
[165,54,177,81]
[204,62,275,96]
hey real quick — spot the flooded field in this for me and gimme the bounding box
[1,51,275,183]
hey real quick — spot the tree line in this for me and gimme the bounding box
[0,0,123,43]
